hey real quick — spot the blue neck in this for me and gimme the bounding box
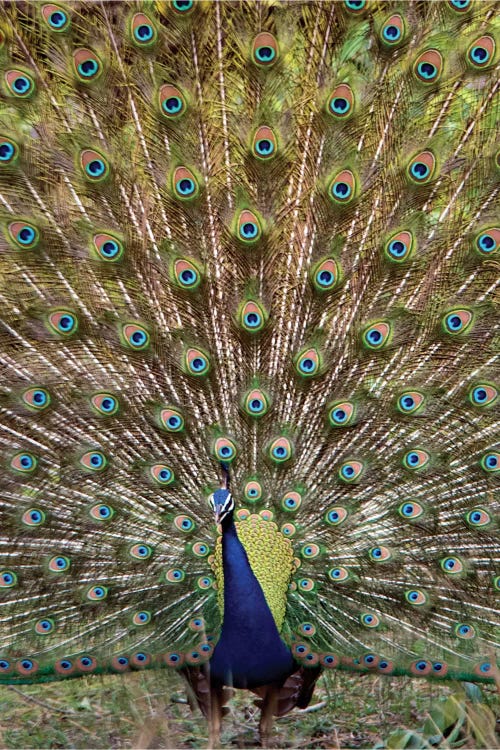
[209,515,294,688]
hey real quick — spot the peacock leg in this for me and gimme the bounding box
[207,685,223,749]
[258,685,279,748]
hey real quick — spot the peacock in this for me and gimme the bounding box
[0,0,498,746]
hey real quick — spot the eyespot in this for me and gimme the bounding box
[5,70,35,98]
[467,36,495,69]
[396,391,425,415]
[150,464,175,486]
[129,543,152,560]
[442,308,474,335]
[159,407,185,432]
[73,49,102,82]
[368,546,392,562]
[281,491,302,512]
[475,228,499,255]
[281,522,297,537]
[188,617,205,632]
[90,392,119,416]
[447,0,470,10]
[41,4,71,31]
[344,0,365,12]
[338,459,364,483]
[328,567,351,583]
[165,568,185,583]
[243,388,270,418]
[132,610,152,626]
[384,230,414,263]
[244,480,263,502]
[164,651,184,667]
[252,126,277,160]
[174,515,196,533]
[0,137,19,166]
[48,555,70,573]
[92,233,124,262]
[360,613,380,629]
[465,508,491,529]
[46,309,78,337]
[35,617,55,635]
[327,83,355,120]
[361,321,391,350]
[469,383,498,407]
[196,575,213,590]
[320,653,339,668]
[191,542,210,558]
[121,323,150,350]
[267,437,293,464]
[407,151,436,184]
[130,652,151,668]
[130,13,157,47]
[297,578,315,592]
[413,49,443,83]
[237,210,262,244]
[473,661,494,677]
[402,449,430,471]
[311,257,341,292]
[432,662,448,678]
[362,653,380,669]
[171,0,194,13]
[329,169,357,205]
[76,655,97,673]
[172,166,199,200]
[21,387,51,411]
[328,401,355,427]
[301,543,320,560]
[10,451,38,474]
[325,507,348,526]
[398,501,424,520]
[8,221,40,250]
[295,347,322,378]
[454,622,476,639]
[159,84,187,119]
[213,437,237,463]
[411,659,432,676]
[111,656,130,672]
[239,300,267,333]
[405,589,428,606]
[0,571,17,588]
[494,576,500,591]
[259,509,273,522]
[299,623,316,637]
[80,149,110,182]
[86,585,108,601]
[55,658,75,675]
[252,32,278,67]
[185,347,210,376]
[89,503,115,521]
[480,451,499,473]
[22,508,46,527]
[380,14,405,47]
[0,660,12,674]
[79,450,108,472]
[173,258,201,290]
[16,659,39,676]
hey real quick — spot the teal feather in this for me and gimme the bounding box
[0,1,498,746]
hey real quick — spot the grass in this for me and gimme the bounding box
[0,670,498,749]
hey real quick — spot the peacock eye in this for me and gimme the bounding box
[174,515,196,533]
[380,15,405,46]
[300,543,320,559]
[281,491,302,512]
[329,169,356,205]
[252,126,277,159]
[439,556,464,574]
[81,150,109,181]
[213,437,237,463]
[93,233,124,262]
[384,230,414,262]
[396,390,425,415]
[361,321,391,350]
[338,459,364,483]
[454,622,475,639]
[328,401,355,427]
[159,407,185,432]
[311,258,341,292]
[443,309,473,335]
[344,0,365,11]
[328,567,350,582]
[22,508,46,526]
[8,221,40,250]
[196,575,213,590]
[86,585,106,600]
[121,323,150,350]
[402,449,430,471]
[74,49,102,82]
[243,388,270,418]
[368,546,392,562]
[0,137,18,165]
[184,347,210,376]
[173,258,201,290]
[467,36,495,69]
[5,70,35,98]
[239,300,267,333]
[413,50,443,83]
[191,542,210,557]
[22,386,51,411]
[79,450,108,472]
[360,613,380,628]
[405,589,428,606]
[132,610,152,626]
[172,0,194,12]
[129,543,153,560]
[237,210,262,244]
[131,13,157,47]
[325,507,348,526]
[10,451,38,474]
[267,437,293,464]
[469,383,497,407]
[407,151,436,184]
[252,33,279,67]
[41,4,71,31]
[35,617,55,634]
[465,508,491,528]
[0,571,18,588]
[172,167,199,200]
[327,84,354,119]
[89,503,114,521]
[480,451,499,473]
[90,392,119,416]
[150,464,175,486]
[398,501,424,520]
[295,347,322,378]
[165,568,185,583]
[448,0,470,9]
[48,555,70,573]
[475,228,499,255]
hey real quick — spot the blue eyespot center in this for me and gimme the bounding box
[418,62,436,79]
[485,454,497,468]
[191,357,206,371]
[411,162,429,178]
[20,455,33,468]
[447,314,462,330]
[18,227,35,244]
[168,415,181,428]
[368,329,382,343]
[164,96,182,113]
[331,97,348,113]
[49,10,66,27]
[79,59,98,77]
[471,46,488,63]
[241,222,258,238]
[389,240,406,257]
[102,240,119,257]
[256,46,275,62]
[131,330,146,345]
[256,139,273,154]
[245,312,260,327]
[160,469,171,481]
[0,142,15,160]
[274,446,286,457]
[250,398,263,411]
[473,387,487,403]
[478,233,495,252]
[87,159,105,176]
[333,181,350,197]
[180,269,195,284]
[383,25,400,40]
[13,76,30,93]
[177,178,195,195]
[136,24,153,41]
[318,270,334,285]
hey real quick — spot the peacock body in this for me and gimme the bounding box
[0,0,498,745]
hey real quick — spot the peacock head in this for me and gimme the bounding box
[209,488,234,525]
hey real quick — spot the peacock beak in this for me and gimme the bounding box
[214,505,224,524]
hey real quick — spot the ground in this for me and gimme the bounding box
[0,670,498,749]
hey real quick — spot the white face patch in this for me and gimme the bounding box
[209,491,234,521]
